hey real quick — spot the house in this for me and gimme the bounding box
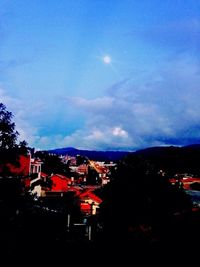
[77,164,88,175]
[79,189,102,215]
[50,174,71,192]
[169,176,200,190]
[182,177,200,190]
[88,160,110,185]
[29,158,43,197]
[101,176,110,186]
[30,158,43,179]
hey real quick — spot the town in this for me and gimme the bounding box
[0,150,117,245]
[2,148,200,264]
[2,148,200,239]
[1,102,200,263]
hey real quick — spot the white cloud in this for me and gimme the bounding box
[62,54,200,150]
[2,53,200,151]
[66,96,114,112]
[112,127,128,138]
[86,129,105,140]
[0,88,43,146]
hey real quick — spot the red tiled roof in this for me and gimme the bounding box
[51,174,70,192]
[182,177,200,183]
[51,174,71,180]
[169,177,200,190]
[79,190,102,204]
[31,159,43,164]
[41,172,48,177]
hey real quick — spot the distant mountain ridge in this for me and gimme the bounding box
[133,144,200,175]
[47,144,200,173]
[47,147,131,161]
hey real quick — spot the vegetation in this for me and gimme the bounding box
[134,145,200,177]
[34,151,69,175]
[0,103,29,175]
[0,103,20,149]
[99,154,192,248]
[1,102,200,262]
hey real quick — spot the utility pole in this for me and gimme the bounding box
[67,214,70,231]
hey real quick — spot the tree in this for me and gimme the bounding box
[0,103,19,149]
[0,103,28,174]
[34,151,67,175]
[99,154,192,248]
[0,104,30,241]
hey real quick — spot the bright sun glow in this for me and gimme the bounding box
[103,55,111,64]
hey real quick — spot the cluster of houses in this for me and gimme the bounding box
[169,173,200,190]
[2,152,200,243]
[0,153,115,217]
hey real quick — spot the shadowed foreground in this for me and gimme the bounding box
[0,205,200,266]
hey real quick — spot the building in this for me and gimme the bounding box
[50,174,71,192]
[79,189,102,215]
[29,158,43,197]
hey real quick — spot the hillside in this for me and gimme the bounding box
[47,147,131,161]
[46,144,200,175]
[132,144,200,176]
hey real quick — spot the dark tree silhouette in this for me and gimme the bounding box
[0,103,19,149]
[0,103,29,175]
[34,151,67,175]
[99,154,192,249]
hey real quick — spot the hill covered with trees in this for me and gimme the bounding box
[47,144,200,176]
[47,147,131,161]
[133,144,200,176]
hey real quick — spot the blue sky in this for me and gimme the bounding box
[1,0,200,151]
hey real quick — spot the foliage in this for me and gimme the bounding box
[99,154,192,244]
[0,103,29,175]
[134,145,200,177]
[0,103,19,149]
[190,182,200,191]
[76,154,87,165]
[87,165,99,185]
[34,151,68,175]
